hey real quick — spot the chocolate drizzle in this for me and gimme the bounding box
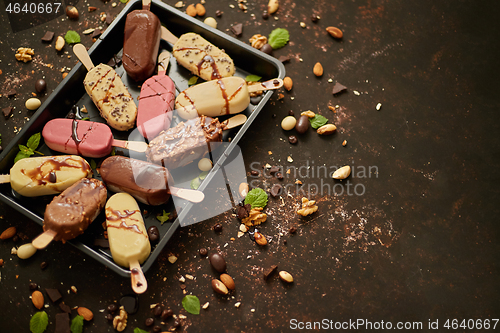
[21,156,90,186]
[106,208,143,234]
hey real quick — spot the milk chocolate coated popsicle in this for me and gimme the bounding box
[105,193,150,294]
[100,156,204,204]
[0,155,92,197]
[73,44,137,131]
[123,0,161,82]
[176,77,283,119]
[161,27,235,81]
[32,178,107,249]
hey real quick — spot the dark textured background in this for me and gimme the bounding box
[1,0,499,332]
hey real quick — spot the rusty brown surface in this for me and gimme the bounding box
[1,0,500,332]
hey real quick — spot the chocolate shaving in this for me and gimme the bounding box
[3,107,13,118]
[263,265,278,280]
[41,31,54,42]
[231,23,243,37]
[332,82,347,95]
[45,288,62,303]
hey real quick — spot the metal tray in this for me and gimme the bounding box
[0,0,285,277]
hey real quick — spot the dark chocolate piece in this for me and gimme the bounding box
[199,248,208,256]
[41,31,55,42]
[55,313,70,333]
[269,166,279,174]
[270,184,282,197]
[106,14,114,25]
[332,82,347,95]
[91,29,102,39]
[263,265,278,280]
[231,23,243,36]
[45,288,62,303]
[3,107,13,118]
[237,206,249,219]
[59,302,72,313]
[278,55,290,63]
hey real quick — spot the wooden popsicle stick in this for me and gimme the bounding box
[247,78,284,93]
[129,260,148,294]
[160,26,179,44]
[0,174,10,184]
[221,114,247,130]
[169,187,205,203]
[142,0,151,10]
[157,51,171,74]
[32,229,57,250]
[73,44,95,71]
[112,140,148,153]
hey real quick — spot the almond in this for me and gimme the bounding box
[317,124,337,135]
[0,226,16,240]
[186,4,197,17]
[78,306,94,321]
[268,0,279,14]
[32,290,44,309]
[283,77,293,91]
[326,26,343,39]
[254,231,267,246]
[313,62,323,77]
[195,3,206,16]
[211,279,229,295]
[220,273,235,290]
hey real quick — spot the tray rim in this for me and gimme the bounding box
[0,0,285,278]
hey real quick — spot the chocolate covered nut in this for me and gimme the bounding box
[209,253,226,272]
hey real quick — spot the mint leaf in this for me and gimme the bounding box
[80,117,90,121]
[156,210,170,224]
[188,76,199,86]
[111,147,116,156]
[199,171,209,180]
[190,177,201,190]
[120,0,129,3]
[245,75,262,82]
[268,28,290,49]
[19,144,33,155]
[27,133,41,150]
[90,159,97,170]
[14,151,33,163]
[70,315,84,333]
[182,295,200,315]
[30,311,48,333]
[309,114,328,129]
[244,188,268,208]
[65,30,81,44]
[134,328,148,333]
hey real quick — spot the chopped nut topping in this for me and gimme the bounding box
[296,197,318,216]
[15,48,34,62]
[241,207,267,227]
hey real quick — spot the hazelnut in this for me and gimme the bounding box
[66,6,79,20]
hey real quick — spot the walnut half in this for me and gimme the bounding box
[15,47,34,62]
[112,306,128,332]
[296,197,318,216]
[242,207,267,227]
[249,34,268,50]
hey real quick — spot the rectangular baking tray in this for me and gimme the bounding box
[0,0,285,277]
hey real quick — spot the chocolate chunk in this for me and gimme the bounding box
[40,261,48,270]
[260,43,273,55]
[209,253,226,272]
[45,288,62,303]
[55,313,70,333]
[215,10,222,17]
[41,31,54,42]
[262,10,269,20]
[213,223,223,232]
[263,265,278,280]
[237,206,249,219]
[3,107,13,118]
[278,55,290,63]
[288,110,294,116]
[59,302,72,313]
[120,294,139,314]
[332,82,347,95]
[270,184,282,197]
[161,309,174,320]
[269,166,279,174]
[107,303,118,314]
[230,23,243,37]
[94,238,109,248]
[106,15,114,25]
[91,29,102,39]
[147,226,160,243]
[5,89,16,97]
[250,170,259,176]
[105,313,113,321]
[199,248,208,256]
[311,14,319,23]
[288,135,298,144]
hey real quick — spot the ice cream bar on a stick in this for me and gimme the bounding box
[105,193,150,294]
[145,114,245,169]
[42,119,147,158]
[176,77,283,120]
[100,156,204,204]
[0,155,92,197]
[32,178,107,249]
[137,51,176,140]
[161,27,235,81]
[123,0,161,82]
[73,44,138,131]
